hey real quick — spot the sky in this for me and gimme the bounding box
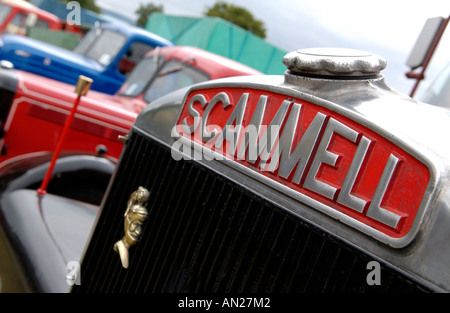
[96,0,449,98]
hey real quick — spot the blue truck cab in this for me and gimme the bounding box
[0,23,173,94]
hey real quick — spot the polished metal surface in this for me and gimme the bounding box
[283,48,386,77]
[74,75,93,97]
[114,187,150,269]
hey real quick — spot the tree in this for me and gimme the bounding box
[60,0,101,14]
[204,1,266,39]
[135,3,163,28]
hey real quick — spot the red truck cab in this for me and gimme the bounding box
[112,46,263,112]
[0,0,62,35]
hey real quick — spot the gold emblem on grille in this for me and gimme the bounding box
[114,186,150,268]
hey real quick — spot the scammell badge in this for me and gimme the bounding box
[114,186,150,268]
[174,81,434,248]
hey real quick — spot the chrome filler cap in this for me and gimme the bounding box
[282,48,386,78]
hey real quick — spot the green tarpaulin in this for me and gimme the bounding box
[28,27,81,50]
[146,13,287,75]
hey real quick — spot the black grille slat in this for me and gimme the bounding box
[227,199,262,292]
[153,162,201,292]
[138,155,186,291]
[191,182,227,292]
[151,161,204,292]
[251,211,284,292]
[164,168,214,292]
[201,189,245,292]
[234,201,270,292]
[73,131,430,293]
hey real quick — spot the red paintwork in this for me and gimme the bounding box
[0,71,137,175]
[0,0,63,35]
[146,46,262,79]
[0,46,262,175]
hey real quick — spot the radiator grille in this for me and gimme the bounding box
[72,131,429,293]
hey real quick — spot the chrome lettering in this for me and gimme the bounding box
[236,95,267,161]
[182,94,207,133]
[201,92,230,141]
[304,118,359,200]
[257,100,290,171]
[219,92,248,155]
[366,154,402,228]
[277,103,327,184]
[337,136,371,213]
[235,95,290,166]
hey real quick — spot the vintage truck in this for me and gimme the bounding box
[0,45,261,204]
[1,46,449,296]
[0,22,173,94]
[0,0,63,35]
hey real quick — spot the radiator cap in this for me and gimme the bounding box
[282,48,386,78]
